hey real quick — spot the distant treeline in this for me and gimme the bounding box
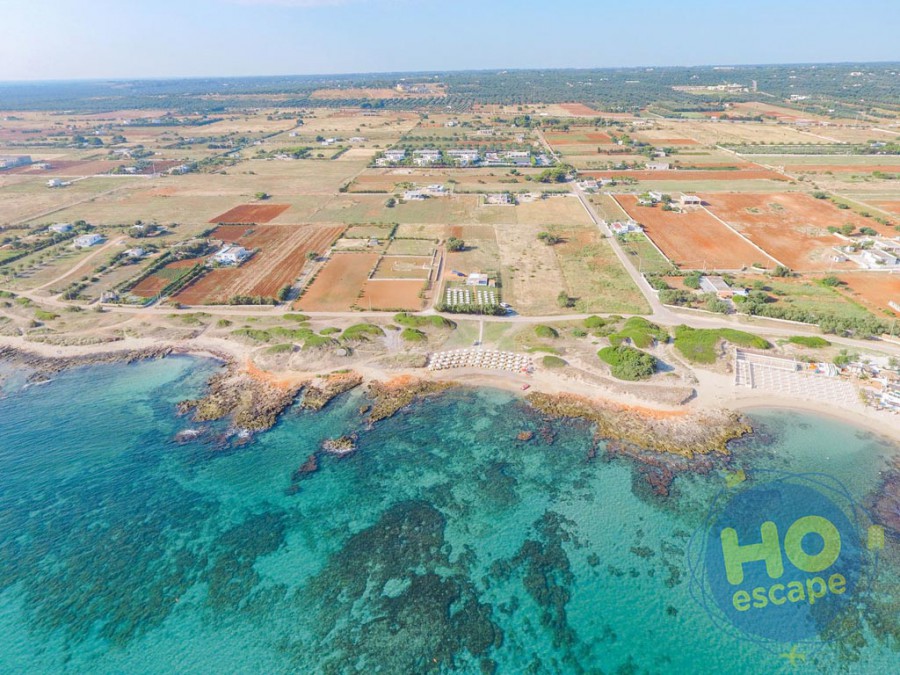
[1,63,899,114]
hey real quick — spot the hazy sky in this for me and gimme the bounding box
[0,0,897,81]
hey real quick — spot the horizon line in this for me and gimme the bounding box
[1,59,898,87]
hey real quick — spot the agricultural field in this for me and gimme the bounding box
[553,230,650,314]
[210,203,291,224]
[175,224,343,304]
[836,273,900,317]
[386,238,436,256]
[702,192,888,271]
[130,258,201,299]
[583,169,787,182]
[370,255,433,280]
[296,252,379,311]
[358,279,426,311]
[615,194,770,270]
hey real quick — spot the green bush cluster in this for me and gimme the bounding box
[598,345,656,380]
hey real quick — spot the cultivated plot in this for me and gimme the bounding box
[702,193,885,271]
[176,225,342,303]
[297,252,379,311]
[616,195,770,270]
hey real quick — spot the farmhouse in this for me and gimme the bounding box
[699,275,737,298]
[213,245,251,265]
[466,273,489,286]
[124,247,146,259]
[47,178,65,188]
[49,223,73,234]
[646,162,670,171]
[486,193,513,205]
[0,155,31,170]
[403,190,427,201]
[426,184,447,195]
[73,233,104,248]
[861,248,899,268]
[681,195,703,207]
[609,220,642,235]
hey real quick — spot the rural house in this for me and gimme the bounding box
[73,233,104,248]
[213,245,250,265]
[681,195,702,207]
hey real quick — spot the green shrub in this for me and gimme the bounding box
[394,312,454,329]
[673,326,770,363]
[34,310,59,321]
[401,327,427,342]
[267,343,295,354]
[608,317,668,348]
[342,323,385,340]
[584,315,607,329]
[542,355,567,368]
[534,325,559,339]
[283,313,309,322]
[598,345,656,380]
[788,336,831,348]
[320,327,341,335]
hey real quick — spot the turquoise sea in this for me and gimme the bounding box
[0,356,898,674]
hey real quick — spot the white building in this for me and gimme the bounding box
[699,275,735,298]
[609,220,642,235]
[413,149,441,166]
[466,273,489,286]
[446,149,481,165]
[404,190,427,201]
[382,149,407,163]
[73,233,104,248]
[646,162,670,171]
[0,155,31,170]
[681,195,702,207]
[47,178,65,188]
[49,223,73,234]
[213,245,250,265]
[124,248,146,259]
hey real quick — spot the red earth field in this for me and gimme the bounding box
[702,193,889,271]
[176,225,343,303]
[615,195,773,270]
[559,103,601,116]
[837,273,900,317]
[130,259,200,298]
[358,279,426,311]
[583,169,786,181]
[210,225,253,243]
[210,203,291,224]
[296,252,380,311]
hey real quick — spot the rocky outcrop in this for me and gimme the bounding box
[525,392,750,458]
[178,367,302,432]
[301,371,364,410]
[365,376,456,423]
[0,345,173,380]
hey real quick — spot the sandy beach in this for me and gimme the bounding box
[3,330,899,444]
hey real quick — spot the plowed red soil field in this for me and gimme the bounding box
[358,280,426,310]
[296,252,379,311]
[210,203,291,224]
[175,225,343,303]
[559,103,600,116]
[130,259,200,298]
[615,195,772,270]
[702,193,891,271]
[836,273,900,316]
[583,169,786,181]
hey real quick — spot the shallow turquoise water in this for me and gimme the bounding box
[0,357,897,673]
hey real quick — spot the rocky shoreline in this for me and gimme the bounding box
[301,371,364,410]
[365,376,457,423]
[177,366,303,432]
[524,391,751,459]
[0,345,175,381]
